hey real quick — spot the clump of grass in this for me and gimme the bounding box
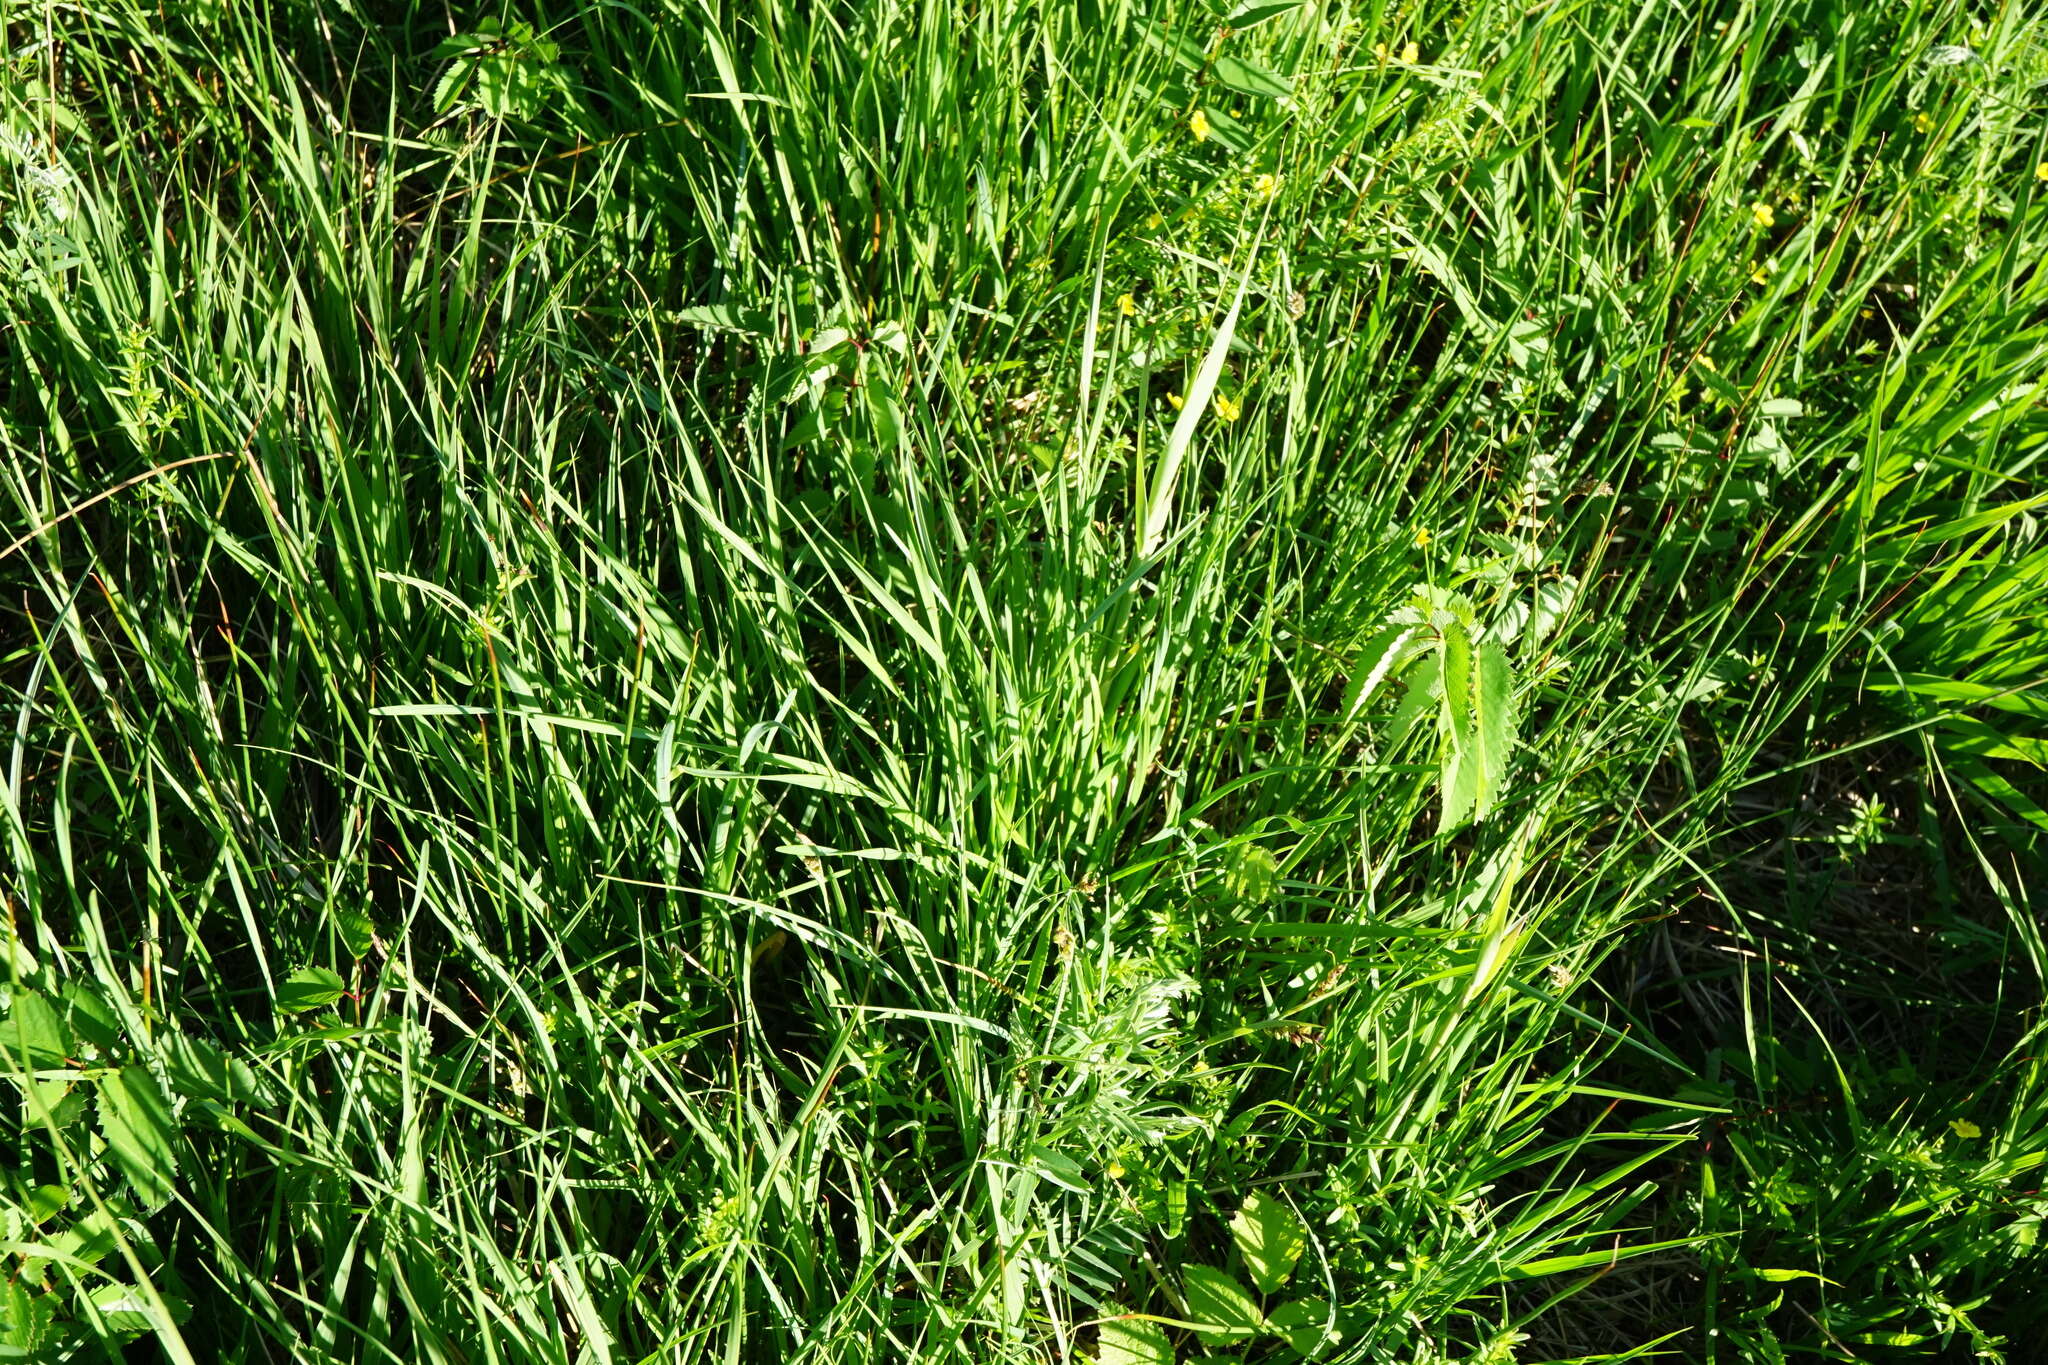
[2,0,2045,1362]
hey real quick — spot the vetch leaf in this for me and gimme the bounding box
[1229,1192,1306,1293]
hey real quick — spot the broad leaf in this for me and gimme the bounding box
[85,1282,191,1336]
[1385,653,1440,752]
[63,983,121,1054]
[1182,1266,1263,1342]
[1269,1298,1339,1358]
[164,1032,270,1106]
[1098,1316,1174,1365]
[1229,1193,1306,1293]
[276,967,347,1014]
[0,1278,56,1352]
[3,990,73,1068]
[1466,636,1516,823]
[96,1067,178,1208]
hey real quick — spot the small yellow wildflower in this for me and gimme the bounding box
[1118,292,1138,317]
[1105,1159,1126,1179]
[1751,201,1775,228]
[1189,109,1212,142]
[1860,307,1875,320]
[1914,111,1933,134]
[1215,394,1242,422]
[2036,162,2048,182]
[1372,42,1388,61]
[1146,211,1165,229]
[1400,41,1420,63]
[1950,1117,1982,1139]
[1253,172,1280,199]
[1167,391,1184,411]
[1751,261,1774,285]
[1413,527,1432,548]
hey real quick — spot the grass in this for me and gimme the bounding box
[1,0,2046,1360]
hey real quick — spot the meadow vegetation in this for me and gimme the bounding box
[2,0,2047,1360]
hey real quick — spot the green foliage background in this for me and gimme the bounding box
[1,0,2045,1360]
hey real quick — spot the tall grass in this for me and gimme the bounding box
[2,0,2045,1361]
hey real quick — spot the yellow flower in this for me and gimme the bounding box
[1167,391,1184,411]
[1750,201,1775,228]
[1914,111,1933,134]
[1950,1117,1982,1139]
[1751,261,1774,285]
[1860,307,1875,320]
[1372,42,1388,61]
[1412,527,1432,548]
[1215,393,1242,422]
[1400,41,1420,63]
[1118,292,1138,317]
[1105,1160,1126,1179]
[1252,172,1280,199]
[1145,211,1164,229]
[2036,162,2048,182]
[1189,109,1211,142]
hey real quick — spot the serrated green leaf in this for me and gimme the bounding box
[276,967,347,1014]
[1340,625,1420,722]
[333,901,376,959]
[0,1278,56,1351]
[96,1067,178,1209]
[83,1282,191,1336]
[1220,844,1279,905]
[1181,1266,1262,1342]
[1385,653,1440,752]
[1229,1193,1305,1293]
[1268,1298,1339,1358]
[63,984,121,1054]
[1440,618,1475,751]
[1467,637,1516,823]
[3,990,73,1068]
[1098,1316,1174,1365]
[163,1032,269,1106]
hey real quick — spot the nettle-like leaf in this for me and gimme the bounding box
[431,20,565,120]
[96,1067,178,1209]
[1229,1192,1306,1293]
[1350,588,1519,832]
[1098,1315,1174,1365]
[1219,843,1280,905]
[276,967,347,1014]
[1268,1297,1340,1358]
[3,990,74,1068]
[1181,1265,1263,1343]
